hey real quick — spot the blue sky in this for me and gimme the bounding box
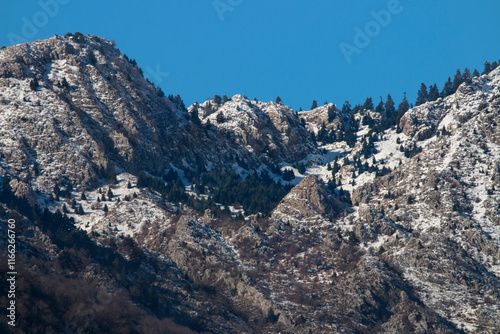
[1,0,500,110]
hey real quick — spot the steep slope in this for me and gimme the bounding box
[1,34,500,333]
[0,34,315,203]
[348,67,500,332]
[0,34,219,197]
[196,94,316,164]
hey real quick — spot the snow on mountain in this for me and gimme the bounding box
[2,34,500,333]
[196,94,317,164]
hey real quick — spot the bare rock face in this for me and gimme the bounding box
[299,103,343,134]
[272,176,339,225]
[198,94,317,163]
[352,182,379,205]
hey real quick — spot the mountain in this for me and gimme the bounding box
[0,33,314,203]
[1,34,500,333]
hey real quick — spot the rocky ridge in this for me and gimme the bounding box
[0,35,500,333]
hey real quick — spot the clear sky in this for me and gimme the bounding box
[1,0,500,110]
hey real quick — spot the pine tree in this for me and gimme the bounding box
[416,83,428,106]
[375,97,385,114]
[452,69,463,93]
[311,100,318,110]
[396,93,410,131]
[29,78,39,91]
[363,97,374,110]
[441,77,453,97]
[191,105,201,125]
[103,204,109,213]
[342,100,352,114]
[53,184,61,199]
[216,112,224,123]
[462,68,472,84]
[492,61,499,71]
[81,192,87,201]
[107,188,114,199]
[385,94,396,121]
[65,181,73,198]
[473,69,480,77]
[127,181,132,189]
[428,84,440,102]
[482,61,492,75]
[213,95,222,105]
[327,105,336,122]
[275,96,283,104]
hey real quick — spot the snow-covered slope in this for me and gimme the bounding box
[196,94,316,164]
[1,34,500,333]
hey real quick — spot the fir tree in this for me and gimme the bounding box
[396,93,410,132]
[213,95,222,105]
[127,181,132,189]
[275,96,283,104]
[441,77,453,97]
[282,169,295,181]
[375,97,385,114]
[311,100,318,110]
[216,112,224,123]
[191,105,201,125]
[342,100,352,114]
[363,97,374,110]
[482,61,492,75]
[65,181,73,198]
[81,192,87,201]
[428,84,440,102]
[492,61,499,71]
[54,184,61,199]
[327,105,336,122]
[29,78,39,91]
[297,162,306,175]
[107,188,114,199]
[452,69,463,93]
[385,94,396,121]
[103,204,109,213]
[462,68,472,84]
[416,83,428,106]
[473,69,480,77]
